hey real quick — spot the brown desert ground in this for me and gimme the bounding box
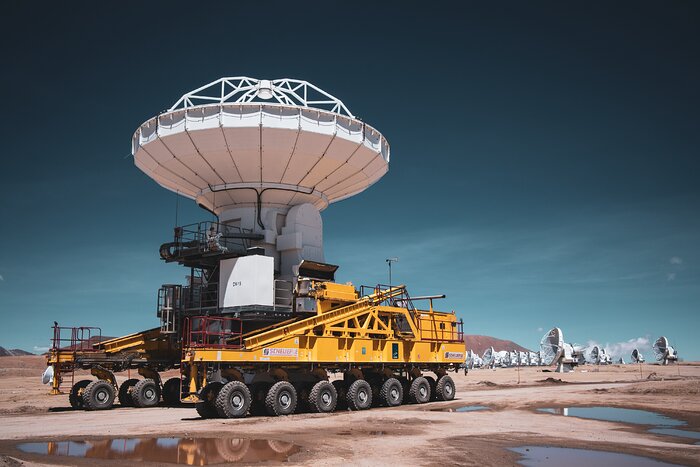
[0,356,699,466]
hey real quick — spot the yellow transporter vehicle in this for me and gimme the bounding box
[46,325,181,411]
[183,272,465,419]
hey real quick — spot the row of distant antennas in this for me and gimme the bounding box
[467,332,678,372]
[472,348,545,369]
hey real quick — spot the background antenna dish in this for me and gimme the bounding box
[540,327,580,373]
[482,346,495,367]
[539,327,563,366]
[631,348,645,363]
[653,336,678,365]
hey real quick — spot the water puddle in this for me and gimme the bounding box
[433,405,489,412]
[16,437,299,464]
[511,446,681,466]
[537,406,700,442]
[537,407,685,426]
[648,428,700,441]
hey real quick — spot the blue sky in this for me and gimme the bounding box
[1,2,698,360]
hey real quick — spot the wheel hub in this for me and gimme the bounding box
[232,394,243,408]
[358,390,367,403]
[145,388,155,400]
[390,388,399,400]
[280,392,291,408]
[97,390,107,402]
[322,392,331,405]
[420,386,427,398]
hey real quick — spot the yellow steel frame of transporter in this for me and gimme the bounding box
[183,282,465,411]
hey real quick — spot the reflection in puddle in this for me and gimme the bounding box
[511,446,680,466]
[17,437,299,465]
[434,405,489,413]
[537,406,700,443]
[537,407,684,426]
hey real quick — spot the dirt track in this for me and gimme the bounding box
[0,357,699,466]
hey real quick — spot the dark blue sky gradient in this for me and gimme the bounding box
[1,2,698,359]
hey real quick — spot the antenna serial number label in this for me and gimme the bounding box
[444,352,464,360]
[262,348,298,357]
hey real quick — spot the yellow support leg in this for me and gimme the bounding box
[49,365,62,395]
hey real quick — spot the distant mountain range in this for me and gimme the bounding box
[464,335,531,355]
[0,346,34,357]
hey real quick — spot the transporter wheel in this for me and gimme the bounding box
[132,379,161,408]
[435,375,456,401]
[346,379,372,411]
[308,381,337,413]
[425,376,438,401]
[265,381,297,416]
[118,378,139,407]
[69,380,92,409]
[215,381,252,418]
[82,380,116,411]
[196,382,224,419]
[408,377,431,404]
[332,380,348,410]
[379,378,404,407]
[162,378,181,407]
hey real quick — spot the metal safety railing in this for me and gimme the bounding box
[415,317,464,343]
[51,323,102,352]
[160,221,264,262]
[184,316,243,349]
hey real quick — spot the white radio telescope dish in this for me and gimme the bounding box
[540,327,580,373]
[631,348,645,363]
[482,346,495,368]
[653,336,678,365]
[132,77,390,279]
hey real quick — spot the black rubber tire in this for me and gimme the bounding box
[82,380,116,411]
[265,381,297,416]
[132,379,161,408]
[162,377,181,407]
[195,381,223,419]
[408,376,431,404]
[425,376,438,401]
[435,375,456,401]
[332,380,348,410]
[117,378,139,407]
[308,380,337,413]
[69,380,92,409]
[215,381,252,418]
[379,378,403,407]
[346,379,372,411]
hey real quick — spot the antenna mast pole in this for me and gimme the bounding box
[386,257,398,287]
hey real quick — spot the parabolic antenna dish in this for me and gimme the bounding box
[653,336,669,360]
[631,348,644,363]
[482,347,495,366]
[132,77,390,214]
[540,327,564,366]
[653,336,678,364]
